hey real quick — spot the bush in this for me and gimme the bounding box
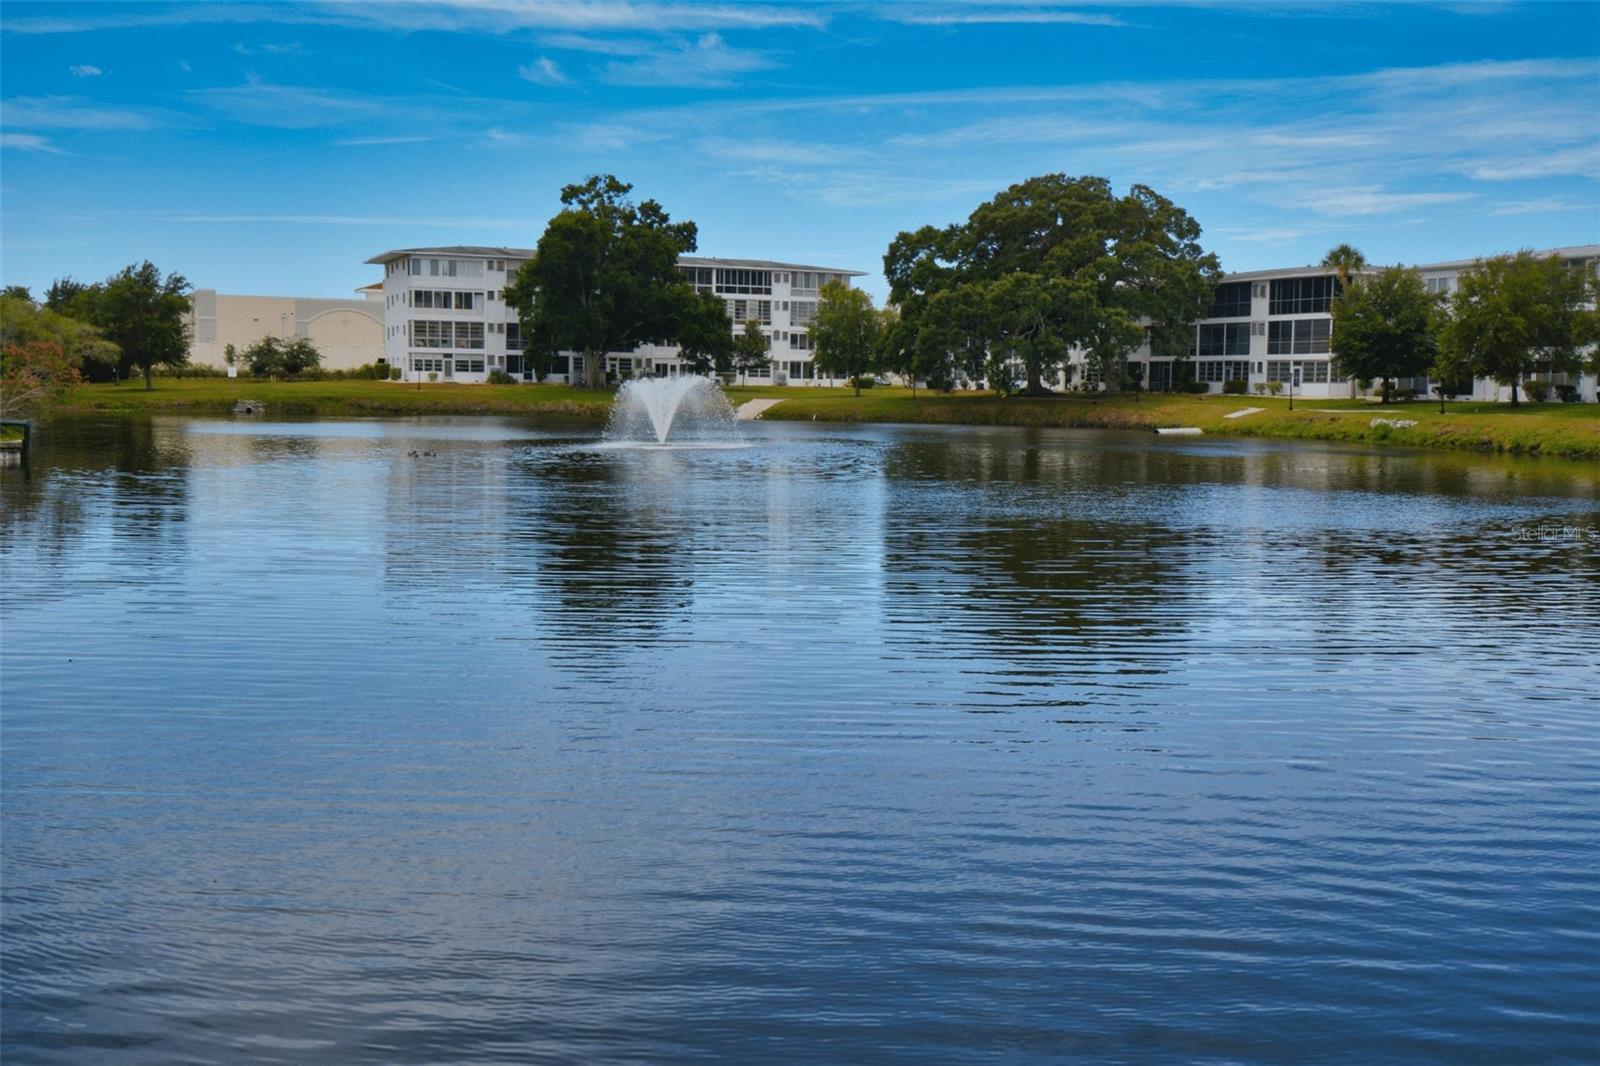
[1184,380,1210,394]
[1222,378,1248,395]
[1253,383,1268,395]
[1555,383,1579,402]
[158,363,228,379]
[1265,381,1283,396]
[389,366,402,381]
[486,368,515,385]
[1522,380,1552,402]
[848,375,876,389]
[426,371,438,383]
[1392,387,1418,402]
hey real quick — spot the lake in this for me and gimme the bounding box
[2,415,1597,1063]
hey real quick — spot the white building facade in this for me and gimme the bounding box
[187,288,385,371]
[1099,244,1599,402]
[366,246,865,385]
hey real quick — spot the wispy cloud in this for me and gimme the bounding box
[481,127,532,147]
[68,64,103,77]
[881,6,1126,27]
[334,134,437,147]
[150,212,531,227]
[232,41,305,56]
[1,132,67,154]
[601,32,772,87]
[1488,197,1597,217]
[0,95,177,130]
[186,76,408,128]
[518,56,570,86]
[1308,188,1476,216]
[2,1,824,34]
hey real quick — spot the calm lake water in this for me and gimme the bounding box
[2,415,1597,1064]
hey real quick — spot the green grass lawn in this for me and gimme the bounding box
[53,378,1600,459]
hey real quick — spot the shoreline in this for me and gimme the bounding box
[47,380,1600,460]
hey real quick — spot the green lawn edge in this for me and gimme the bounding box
[50,379,1600,460]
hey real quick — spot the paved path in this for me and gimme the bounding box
[735,398,785,421]
[1222,407,1264,420]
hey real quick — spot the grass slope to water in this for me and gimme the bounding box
[53,379,1600,458]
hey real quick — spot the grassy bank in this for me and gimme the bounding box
[51,378,1600,459]
[756,388,1600,459]
[56,377,617,419]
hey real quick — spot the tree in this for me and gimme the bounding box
[93,261,192,389]
[244,336,285,377]
[279,337,321,376]
[810,281,882,395]
[0,293,120,379]
[732,319,770,381]
[1329,265,1440,404]
[673,291,734,376]
[1,340,82,417]
[3,285,32,301]
[875,305,919,396]
[885,175,1220,396]
[504,174,699,388]
[1440,251,1589,406]
[1321,243,1368,293]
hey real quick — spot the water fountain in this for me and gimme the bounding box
[603,375,740,446]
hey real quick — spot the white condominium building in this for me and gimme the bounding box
[365,246,865,385]
[1109,244,1599,402]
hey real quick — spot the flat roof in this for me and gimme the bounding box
[365,247,864,275]
[1221,244,1600,282]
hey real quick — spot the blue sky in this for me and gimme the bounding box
[2,1,1597,302]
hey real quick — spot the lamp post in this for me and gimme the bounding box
[1287,365,1295,411]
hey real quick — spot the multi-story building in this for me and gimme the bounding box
[365,246,865,385]
[1111,244,1599,401]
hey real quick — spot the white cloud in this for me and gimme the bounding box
[1306,188,1476,216]
[517,56,570,85]
[334,134,437,146]
[0,132,67,153]
[68,64,102,77]
[602,32,771,87]
[481,127,532,147]
[1488,198,1596,217]
[882,7,1126,27]
[0,95,174,130]
[186,77,407,128]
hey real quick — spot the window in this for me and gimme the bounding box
[1208,281,1252,319]
[1269,276,1336,315]
[1424,276,1452,295]
[758,300,772,325]
[1197,322,1250,357]
[791,332,813,351]
[1196,360,1252,383]
[506,323,524,351]
[1268,318,1331,355]
[408,258,422,276]
[791,301,817,327]
[409,357,443,372]
[713,268,772,295]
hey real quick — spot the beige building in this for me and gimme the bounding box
[187,287,385,371]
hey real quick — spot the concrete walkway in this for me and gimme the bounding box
[735,398,785,421]
[1222,407,1264,420]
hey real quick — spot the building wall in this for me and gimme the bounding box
[375,252,860,386]
[187,290,384,370]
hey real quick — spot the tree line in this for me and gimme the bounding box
[1327,246,1599,406]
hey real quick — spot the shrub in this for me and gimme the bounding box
[1392,387,1418,402]
[1555,383,1579,402]
[1253,383,1268,395]
[1184,380,1210,394]
[158,364,227,379]
[389,366,402,381]
[1522,380,1551,402]
[486,368,515,385]
[1265,381,1283,396]
[1222,378,1248,395]
[427,371,438,383]
[848,375,876,389]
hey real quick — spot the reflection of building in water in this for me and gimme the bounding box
[365,247,865,387]
[186,288,385,371]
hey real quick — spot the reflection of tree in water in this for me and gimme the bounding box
[879,436,1195,721]
[1,418,192,606]
[514,453,698,664]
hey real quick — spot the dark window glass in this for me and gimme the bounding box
[1208,281,1252,319]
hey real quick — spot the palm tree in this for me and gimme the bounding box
[1321,244,1368,292]
[1322,244,1369,399]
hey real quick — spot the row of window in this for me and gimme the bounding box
[411,320,485,349]
[1195,322,1252,357]
[404,257,486,279]
[1195,360,1253,383]
[1267,318,1331,355]
[412,290,489,310]
[1208,281,1253,319]
[1265,360,1338,383]
[1269,276,1336,315]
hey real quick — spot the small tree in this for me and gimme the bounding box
[1441,251,1589,406]
[731,319,770,382]
[1330,265,1440,404]
[1321,243,1369,293]
[223,342,237,368]
[279,338,322,376]
[1,340,82,417]
[94,261,192,389]
[244,336,284,376]
[672,291,734,376]
[810,281,881,396]
[0,293,120,377]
